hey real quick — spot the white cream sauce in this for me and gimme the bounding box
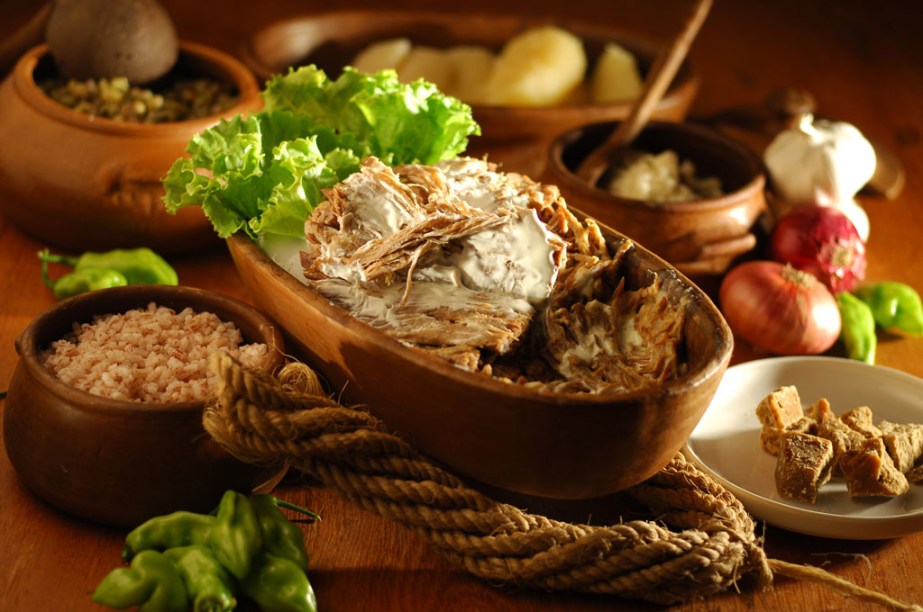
[437,159,561,304]
[449,209,559,303]
[263,157,562,333]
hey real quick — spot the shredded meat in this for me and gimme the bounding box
[299,156,688,394]
[536,246,686,394]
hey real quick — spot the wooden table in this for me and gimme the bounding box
[2,1,922,610]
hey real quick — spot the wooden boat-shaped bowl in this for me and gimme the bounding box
[227,224,733,500]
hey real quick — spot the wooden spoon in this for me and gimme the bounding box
[576,0,713,186]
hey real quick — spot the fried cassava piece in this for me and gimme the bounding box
[756,386,922,502]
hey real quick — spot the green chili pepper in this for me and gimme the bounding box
[124,511,217,561]
[40,250,128,300]
[206,490,263,580]
[854,281,923,337]
[38,247,178,286]
[251,495,312,571]
[836,291,877,364]
[241,551,317,612]
[165,545,237,612]
[49,268,128,299]
[92,549,189,612]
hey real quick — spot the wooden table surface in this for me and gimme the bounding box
[2,1,922,610]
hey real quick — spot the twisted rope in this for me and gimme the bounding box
[203,352,921,609]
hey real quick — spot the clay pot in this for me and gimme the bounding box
[3,285,286,528]
[0,42,261,255]
[545,120,767,278]
[226,221,732,500]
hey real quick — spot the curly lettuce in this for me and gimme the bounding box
[162,65,480,239]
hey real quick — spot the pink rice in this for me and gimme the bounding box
[41,302,269,403]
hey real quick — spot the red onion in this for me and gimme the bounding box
[770,204,867,293]
[719,261,841,355]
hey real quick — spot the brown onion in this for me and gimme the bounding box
[770,204,867,293]
[719,261,841,355]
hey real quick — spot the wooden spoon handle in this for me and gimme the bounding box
[576,0,713,183]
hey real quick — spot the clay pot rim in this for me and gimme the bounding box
[11,41,261,136]
[15,284,284,417]
[548,120,767,214]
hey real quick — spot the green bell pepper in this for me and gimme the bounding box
[92,549,189,612]
[251,494,311,571]
[44,267,128,300]
[206,490,263,580]
[124,511,217,561]
[854,281,923,337]
[241,551,318,612]
[836,291,877,364]
[165,545,237,612]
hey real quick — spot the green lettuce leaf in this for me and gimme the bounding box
[163,65,480,239]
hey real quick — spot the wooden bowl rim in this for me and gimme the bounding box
[11,41,261,136]
[14,284,285,416]
[228,228,732,408]
[548,120,767,213]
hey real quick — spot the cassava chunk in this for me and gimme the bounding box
[761,417,817,458]
[775,432,834,504]
[817,412,866,467]
[447,45,495,104]
[840,437,910,498]
[805,397,834,423]
[756,386,805,455]
[840,405,883,439]
[484,26,586,107]
[397,46,456,93]
[907,464,923,485]
[590,42,643,103]
[352,38,412,75]
[878,420,923,473]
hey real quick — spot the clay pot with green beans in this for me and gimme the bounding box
[0,42,261,255]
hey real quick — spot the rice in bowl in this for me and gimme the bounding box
[41,302,268,403]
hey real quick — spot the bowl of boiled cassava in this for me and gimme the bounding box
[239,10,699,146]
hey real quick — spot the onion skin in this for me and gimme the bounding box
[770,204,867,293]
[719,261,842,355]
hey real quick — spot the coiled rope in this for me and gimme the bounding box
[203,352,921,609]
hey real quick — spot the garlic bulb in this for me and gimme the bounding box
[764,113,876,240]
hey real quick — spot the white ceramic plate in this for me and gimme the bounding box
[684,356,923,540]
